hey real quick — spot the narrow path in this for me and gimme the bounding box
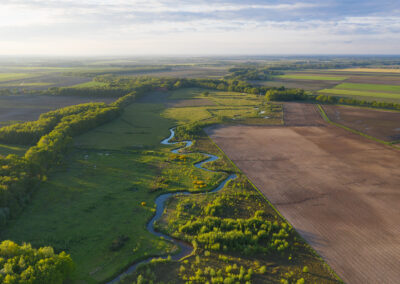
[108,128,237,283]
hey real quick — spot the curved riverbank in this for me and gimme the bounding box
[108,128,237,283]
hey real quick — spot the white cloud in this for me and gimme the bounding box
[0,0,398,55]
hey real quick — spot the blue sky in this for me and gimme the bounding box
[0,0,399,55]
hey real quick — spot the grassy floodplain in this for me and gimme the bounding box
[2,88,284,282]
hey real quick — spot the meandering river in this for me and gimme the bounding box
[108,128,237,283]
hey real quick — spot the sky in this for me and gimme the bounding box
[1,0,399,56]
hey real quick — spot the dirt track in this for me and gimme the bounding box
[207,103,400,284]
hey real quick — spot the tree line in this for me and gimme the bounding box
[224,67,283,81]
[0,240,74,283]
[45,77,275,97]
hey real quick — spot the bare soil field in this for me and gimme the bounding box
[207,104,400,284]
[283,102,325,126]
[0,95,114,122]
[323,105,400,142]
[261,79,339,91]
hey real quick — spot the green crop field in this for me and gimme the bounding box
[318,88,400,100]
[334,83,400,93]
[276,74,347,81]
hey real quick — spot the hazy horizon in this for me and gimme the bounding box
[1,0,400,56]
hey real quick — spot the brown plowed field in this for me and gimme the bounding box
[323,105,400,142]
[283,102,325,126]
[207,103,400,284]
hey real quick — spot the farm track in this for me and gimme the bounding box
[207,103,400,284]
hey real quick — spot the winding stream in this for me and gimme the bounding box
[108,128,237,283]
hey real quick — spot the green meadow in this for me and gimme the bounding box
[334,83,400,93]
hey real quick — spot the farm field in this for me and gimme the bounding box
[322,105,400,142]
[207,103,400,284]
[333,82,400,93]
[0,95,115,122]
[258,79,339,91]
[0,73,40,82]
[283,102,325,126]
[317,88,400,100]
[268,70,400,102]
[276,74,347,81]
[0,64,230,92]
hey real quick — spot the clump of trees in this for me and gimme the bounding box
[265,89,308,101]
[0,240,74,284]
[225,67,283,81]
[177,210,292,255]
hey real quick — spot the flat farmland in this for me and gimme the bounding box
[323,105,400,142]
[207,105,400,284]
[271,70,400,102]
[283,102,325,126]
[0,95,115,122]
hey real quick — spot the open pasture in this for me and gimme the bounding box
[207,106,400,284]
[322,105,400,142]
